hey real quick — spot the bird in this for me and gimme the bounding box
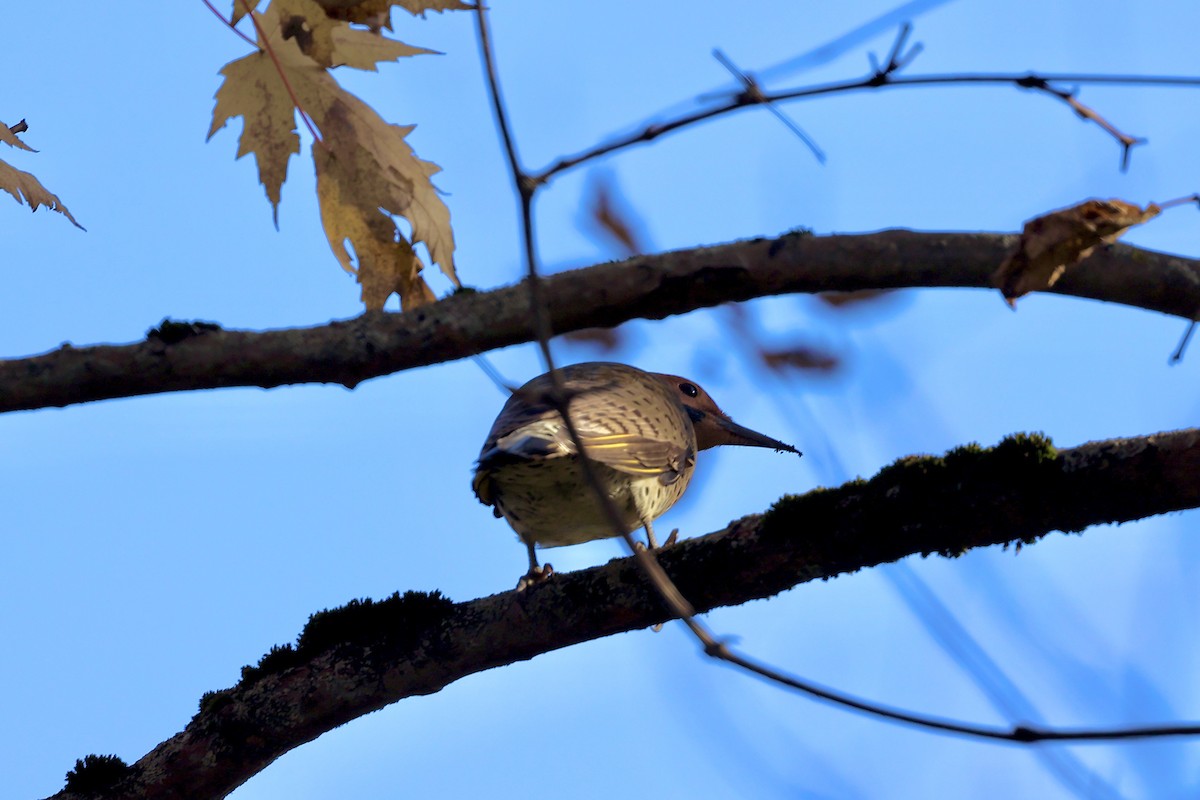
[472,362,801,587]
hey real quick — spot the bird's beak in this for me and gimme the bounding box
[689,408,801,455]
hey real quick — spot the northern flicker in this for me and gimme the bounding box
[472,362,800,586]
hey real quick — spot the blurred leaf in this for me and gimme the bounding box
[993,198,1160,308]
[560,326,626,352]
[817,289,895,308]
[581,171,652,257]
[760,345,840,374]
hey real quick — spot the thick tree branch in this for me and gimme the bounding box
[4,230,1198,415]
[48,428,1200,800]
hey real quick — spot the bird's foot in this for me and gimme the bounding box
[516,562,554,592]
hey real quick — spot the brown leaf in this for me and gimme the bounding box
[273,0,436,69]
[315,143,435,311]
[760,346,840,374]
[1,120,35,152]
[208,5,328,219]
[0,158,83,228]
[993,198,1161,307]
[329,23,435,69]
[315,95,457,289]
[817,289,895,308]
[210,0,457,308]
[560,327,626,352]
[315,0,472,31]
[230,0,262,25]
[582,172,651,257]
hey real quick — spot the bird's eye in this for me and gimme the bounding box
[679,382,699,398]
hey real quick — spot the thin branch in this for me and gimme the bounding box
[200,0,257,48]
[42,428,1200,800]
[4,231,1199,414]
[717,647,1200,743]
[711,48,826,163]
[1170,321,1196,364]
[532,67,1200,183]
[1014,77,1146,170]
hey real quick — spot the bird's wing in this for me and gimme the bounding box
[576,432,694,485]
[474,417,694,502]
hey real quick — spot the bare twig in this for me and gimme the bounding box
[8,119,29,135]
[867,21,924,78]
[712,48,826,163]
[531,24,1200,184]
[1015,76,1145,170]
[717,646,1200,743]
[1156,193,1200,212]
[1170,321,1197,364]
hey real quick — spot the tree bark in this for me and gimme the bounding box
[44,428,1200,800]
[4,230,1198,414]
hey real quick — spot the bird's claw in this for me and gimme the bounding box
[516,562,554,591]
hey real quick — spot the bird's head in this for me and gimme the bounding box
[653,373,801,455]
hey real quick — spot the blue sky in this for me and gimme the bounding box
[4,2,1200,798]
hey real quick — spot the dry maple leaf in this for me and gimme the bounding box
[272,0,437,69]
[561,326,627,352]
[315,144,437,310]
[230,0,263,25]
[993,198,1161,307]
[1,121,83,229]
[311,91,458,294]
[210,0,457,308]
[817,289,895,308]
[236,0,470,32]
[760,345,841,375]
[208,42,309,222]
[1,121,34,151]
[318,0,472,30]
[582,172,651,257]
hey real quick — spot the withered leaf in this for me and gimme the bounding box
[0,159,83,229]
[0,120,82,228]
[317,0,472,30]
[582,172,651,257]
[561,326,626,353]
[315,144,435,310]
[993,198,1161,307]
[208,8,319,219]
[817,289,895,308]
[1,120,34,151]
[274,0,435,69]
[760,346,840,375]
[230,0,263,25]
[210,0,457,308]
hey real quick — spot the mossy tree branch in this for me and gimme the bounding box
[46,427,1200,800]
[3,230,1199,415]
